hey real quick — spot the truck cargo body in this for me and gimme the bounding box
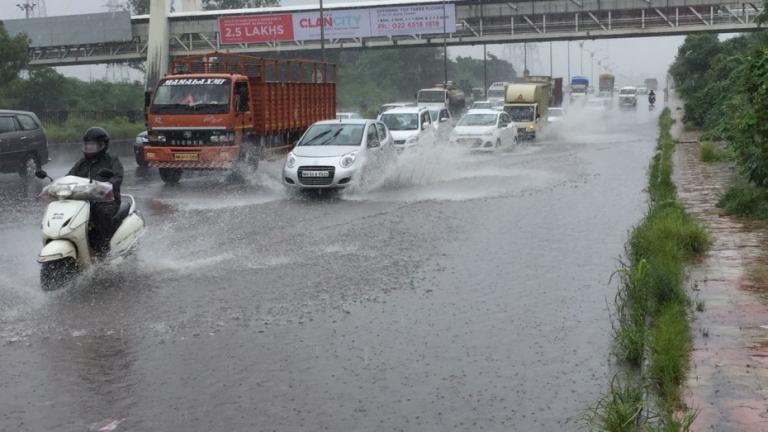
[570,76,589,102]
[598,74,615,97]
[504,83,550,140]
[144,53,335,182]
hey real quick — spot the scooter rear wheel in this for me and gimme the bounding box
[40,258,78,291]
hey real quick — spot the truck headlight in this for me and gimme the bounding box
[527,124,535,129]
[340,151,357,168]
[286,152,297,168]
[156,134,166,143]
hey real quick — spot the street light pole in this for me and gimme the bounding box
[443,0,448,84]
[567,41,570,81]
[319,0,325,63]
[549,41,553,77]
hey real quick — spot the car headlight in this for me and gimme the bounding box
[406,135,418,143]
[286,153,297,168]
[340,151,357,168]
[483,130,494,136]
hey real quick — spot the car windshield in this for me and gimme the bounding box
[298,124,364,146]
[151,78,231,114]
[620,89,636,95]
[380,113,419,131]
[418,90,446,103]
[504,105,535,122]
[472,102,491,109]
[458,114,497,126]
[549,110,563,117]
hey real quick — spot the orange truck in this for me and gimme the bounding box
[144,52,336,184]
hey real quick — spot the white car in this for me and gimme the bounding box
[619,86,638,109]
[450,109,518,151]
[378,106,435,152]
[378,101,415,115]
[427,106,453,141]
[471,100,504,111]
[283,119,395,189]
[547,107,566,123]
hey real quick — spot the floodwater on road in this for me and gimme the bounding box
[1,105,658,431]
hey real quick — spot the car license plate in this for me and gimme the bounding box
[302,170,329,178]
[174,153,199,161]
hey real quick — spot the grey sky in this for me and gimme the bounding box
[1,0,688,86]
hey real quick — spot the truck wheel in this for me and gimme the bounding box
[18,153,40,178]
[40,258,78,291]
[159,168,182,184]
[135,151,149,168]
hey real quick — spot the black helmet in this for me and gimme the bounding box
[82,127,110,158]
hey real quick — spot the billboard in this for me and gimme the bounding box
[219,14,294,43]
[218,4,456,44]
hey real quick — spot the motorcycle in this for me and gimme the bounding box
[35,171,145,290]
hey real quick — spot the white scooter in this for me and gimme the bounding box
[35,171,145,290]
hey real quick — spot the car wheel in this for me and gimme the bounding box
[135,150,149,167]
[18,153,40,178]
[159,168,183,185]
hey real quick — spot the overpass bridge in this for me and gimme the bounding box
[4,0,763,69]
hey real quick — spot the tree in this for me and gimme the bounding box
[125,0,149,14]
[202,0,280,9]
[0,22,30,84]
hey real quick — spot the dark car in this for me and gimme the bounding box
[0,110,48,177]
[134,130,148,167]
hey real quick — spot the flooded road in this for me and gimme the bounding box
[1,107,657,431]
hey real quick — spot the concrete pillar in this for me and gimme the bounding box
[145,0,171,92]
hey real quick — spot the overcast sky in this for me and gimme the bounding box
[1,0,688,86]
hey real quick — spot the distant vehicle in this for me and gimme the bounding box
[416,82,466,115]
[378,102,415,115]
[283,119,396,189]
[0,110,48,178]
[504,82,550,140]
[450,109,518,151]
[547,107,566,123]
[378,106,435,152]
[619,86,638,109]
[471,100,504,111]
[471,87,485,101]
[636,86,649,95]
[487,82,507,101]
[644,78,659,92]
[426,107,453,141]
[134,131,148,167]
[599,74,615,98]
[336,112,363,120]
[570,76,589,102]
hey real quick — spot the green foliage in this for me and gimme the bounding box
[649,301,691,407]
[44,117,144,143]
[699,142,731,162]
[126,0,149,14]
[585,377,645,432]
[717,183,768,219]
[0,22,30,83]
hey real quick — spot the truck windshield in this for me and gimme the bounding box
[151,78,231,114]
[458,114,497,126]
[380,113,419,131]
[620,89,636,95]
[418,91,446,103]
[298,124,364,146]
[504,106,535,122]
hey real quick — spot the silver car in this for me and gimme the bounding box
[283,119,395,189]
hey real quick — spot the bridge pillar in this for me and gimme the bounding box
[181,0,202,11]
[145,0,171,92]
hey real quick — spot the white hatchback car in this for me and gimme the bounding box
[283,119,395,189]
[378,106,436,152]
[450,109,518,151]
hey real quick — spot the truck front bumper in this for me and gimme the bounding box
[144,145,239,169]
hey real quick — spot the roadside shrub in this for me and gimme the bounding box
[718,183,768,219]
[44,116,144,143]
[649,301,691,408]
[586,377,645,432]
[699,142,731,162]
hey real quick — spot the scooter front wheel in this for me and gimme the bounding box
[40,258,78,291]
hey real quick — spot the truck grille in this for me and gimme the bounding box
[298,166,335,186]
[154,130,231,146]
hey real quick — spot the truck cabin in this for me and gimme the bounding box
[150,76,249,115]
[504,104,537,122]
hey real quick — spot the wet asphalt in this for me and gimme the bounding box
[1,104,658,431]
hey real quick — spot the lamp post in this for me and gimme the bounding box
[319,0,325,63]
[443,0,448,84]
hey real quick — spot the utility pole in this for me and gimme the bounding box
[579,41,584,75]
[549,42,553,77]
[567,41,571,81]
[319,0,325,63]
[523,42,528,77]
[443,0,448,84]
[483,44,487,98]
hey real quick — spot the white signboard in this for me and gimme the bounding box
[293,8,371,41]
[372,4,456,37]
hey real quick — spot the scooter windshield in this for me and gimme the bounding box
[41,176,114,202]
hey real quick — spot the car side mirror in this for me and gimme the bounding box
[439,118,448,123]
[35,169,48,180]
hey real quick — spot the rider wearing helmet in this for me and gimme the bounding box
[67,127,124,257]
[649,90,656,104]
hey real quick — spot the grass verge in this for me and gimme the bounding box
[589,107,708,431]
[717,182,768,220]
[44,117,145,143]
[699,142,732,163]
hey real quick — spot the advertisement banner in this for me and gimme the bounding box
[372,4,455,37]
[219,14,294,44]
[293,9,371,41]
[218,4,456,45]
